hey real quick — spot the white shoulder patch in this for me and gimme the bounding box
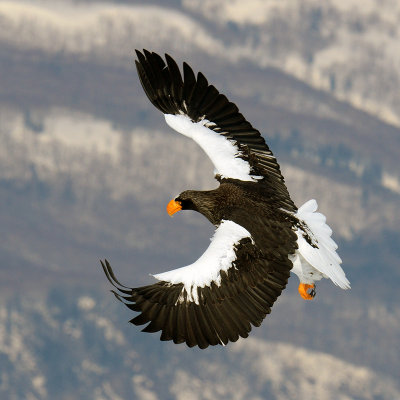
[291,199,350,289]
[164,113,261,182]
[153,220,252,303]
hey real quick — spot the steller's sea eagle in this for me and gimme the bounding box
[101,50,350,349]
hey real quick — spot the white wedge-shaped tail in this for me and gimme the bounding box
[290,199,350,289]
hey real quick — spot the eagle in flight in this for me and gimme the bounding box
[101,50,350,349]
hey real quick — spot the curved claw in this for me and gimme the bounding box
[298,283,316,300]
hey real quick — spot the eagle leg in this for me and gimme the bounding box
[298,283,316,300]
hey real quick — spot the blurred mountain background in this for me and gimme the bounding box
[0,1,399,399]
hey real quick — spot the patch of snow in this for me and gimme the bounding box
[81,359,106,375]
[132,375,158,400]
[31,375,47,399]
[0,1,225,59]
[91,316,126,346]
[229,338,400,400]
[77,296,96,311]
[382,172,400,194]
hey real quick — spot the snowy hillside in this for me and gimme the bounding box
[1,106,399,243]
[1,290,399,400]
[184,0,400,126]
[0,1,224,62]
[1,0,400,126]
[1,1,400,398]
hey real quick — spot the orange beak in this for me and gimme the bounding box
[166,199,182,217]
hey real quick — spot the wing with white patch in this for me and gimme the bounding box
[293,199,350,289]
[101,221,292,349]
[153,220,252,303]
[134,50,292,195]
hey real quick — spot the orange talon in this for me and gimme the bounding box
[298,283,316,300]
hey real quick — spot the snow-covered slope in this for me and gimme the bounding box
[1,291,399,400]
[183,0,400,126]
[1,2,400,397]
[2,106,398,241]
[0,1,224,62]
[1,0,400,126]
[0,106,213,205]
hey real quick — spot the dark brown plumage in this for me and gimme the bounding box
[101,50,349,349]
[103,179,298,348]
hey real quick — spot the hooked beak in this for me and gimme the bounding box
[166,199,182,217]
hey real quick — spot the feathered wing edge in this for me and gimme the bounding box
[100,251,291,349]
[134,49,296,211]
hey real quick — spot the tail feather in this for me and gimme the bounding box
[295,200,350,289]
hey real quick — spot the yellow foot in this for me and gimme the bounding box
[298,283,316,300]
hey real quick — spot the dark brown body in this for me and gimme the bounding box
[101,50,306,349]
[177,178,298,258]
[102,179,301,348]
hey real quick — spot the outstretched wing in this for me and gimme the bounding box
[101,221,292,349]
[135,50,290,192]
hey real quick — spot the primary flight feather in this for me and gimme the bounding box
[101,49,350,349]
